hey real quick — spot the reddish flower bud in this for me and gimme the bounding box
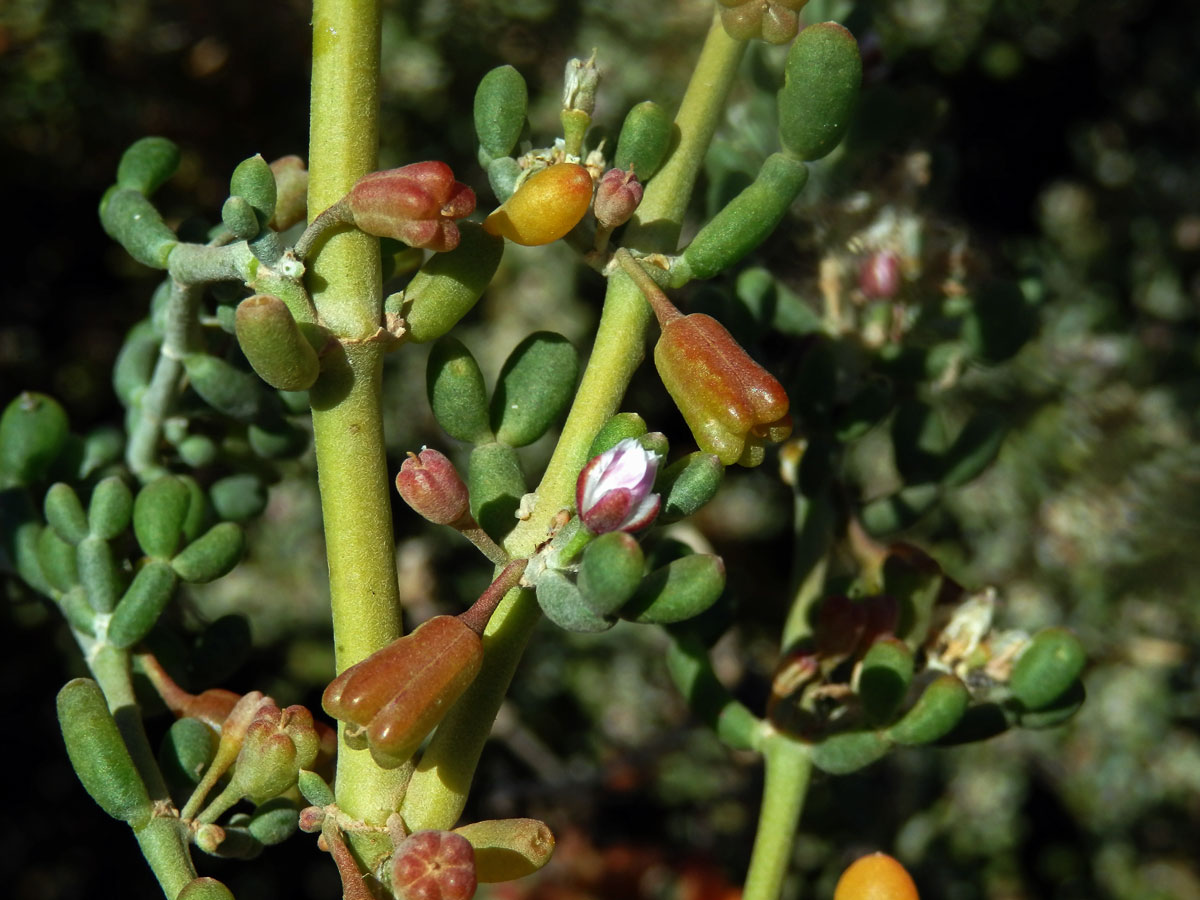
[347,162,476,253]
[859,250,901,299]
[654,314,791,466]
[392,830,477,900]
[576,437,661,534]
[594,167,643,229]
[396,448,470,525]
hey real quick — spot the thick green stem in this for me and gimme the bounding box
[400,14,747,830]
[307,0,408,833]
[742,734,813,900]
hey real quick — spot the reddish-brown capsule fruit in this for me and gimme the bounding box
[392,830,477,900]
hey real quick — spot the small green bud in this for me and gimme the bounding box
[235,294,321,391]
[78,535,124,613]
[614,101,674,181]
[858,638,915,725]
[88,476,133,540]
[810,730,890,774]
[133,475,192,558]
[57,678,154,828]
[468,442,526,542]
[108,559,178,648]
[221,195,260,241]
[454,818,556,883]
[778,23,862,161]
[210,473,268,522]
[44,483,88,545]
[113,320,160,407]
[490,332,579,447]
[171,522,245,583]
[229,703,320,803]
[183,353,271,422]
[534,569,615,633]
[229,153,277,227]
[427,337,493,443]
[247,797,299,846]
[578,531,645,616]
[474,65,529,159]
[622,553,725,625]
[587,412,648,458]
[659,452,724,521]
[0,392,69,485]
[887,674,971,745]
[1010,627,1086,711]
[100,188,178,268]
[402,223,505,343]
[116,136,180,196]
[37,525,78,592]
[679,154,808,282]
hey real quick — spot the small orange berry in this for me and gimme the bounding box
[483,163,593,246]
[833,853,919,900]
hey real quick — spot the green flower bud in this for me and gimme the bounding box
[183,353,271,422]
[578,531,645,616]
[57,678,153,828]
[621,553,725,625]
[230,153,277,227]
[210,473,268,522]
[116,136,180,196]
[887,674,971,745]
[221,195,260,241]
[659,452,724,521]
[230,703,320,804]
[171,522,245,583]
[857,638,915,725]
[587,412,648,458]
[1010,627,1086,711]
[0,392,69,485]
[78,535,124,613]
[37,525,78,592]
[234,294,322,391]
[454,818,555,883]
[100,188,178,268]
[427,337,493,443]
[678,154,808,282]
[614,100,674,182]
[108,559,178,648]
[490,332,579,447]
[88,475,133,540]
[474,65,529,160]
[113,320,160,407]
[810,730,891,774]
[133,475,192,558]
[44,482,88,545]
[778,23,862,161]
[402,223,505,344]
[535,569,615,633]
[468,442,526,542]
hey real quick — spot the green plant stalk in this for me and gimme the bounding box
[742,733,813,900]
[400,13,747,831]
[306,0,409,838]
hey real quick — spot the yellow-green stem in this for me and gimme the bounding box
[307,0,408,834]
[400,14,746,831]
[742,734,813,900]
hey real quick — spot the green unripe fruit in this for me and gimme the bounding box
[490,332,579,447]
[113,320,160,407]
[578,532,645,616]
[810,730,891,774]
[100,187,178,268]
[247,798,299,846]
[210,473,268,522]
[183,353,271,422]
[172,522,245,583]
[588,413,648,458]
[108,559,178,648]
[230,153,277,226]
[427,337,492,443]
[660,452,724,521]
[116,136,180,196]
[1010,627,1086,711]
[78,535,124,614]
[57,678,154,828]
[44,482,88,545]
[534,569,615,633]
[778,23,862,161]
[403,223,505,343]
[133,475,192,558]
[235,295,321,391]
[37,525,78,592]
[159,717,218,788]
[887,674,971,745]
[0,392,69,485]
[858,638,915,724]
[622,553,725,625]
[468,442,525,542]
[614,101,674,181]
[678,154,808,282]
[474,65,529,159]
[221,195,260,241]
[88,476,133,540]
[487,156,523,203]
[454,818,556,883]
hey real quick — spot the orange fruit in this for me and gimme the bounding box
[483,162,593,246]
[833,853,919,900]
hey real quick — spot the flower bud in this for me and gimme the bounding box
[396,449,471,526]
[347,162,476,253]
[654,314,791,466]
[576,437,661,534]
[391,830,477,900]
[229,703,320,804]
[483,163,593,246]
[594,168,643,229]
[859,250,901,299]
